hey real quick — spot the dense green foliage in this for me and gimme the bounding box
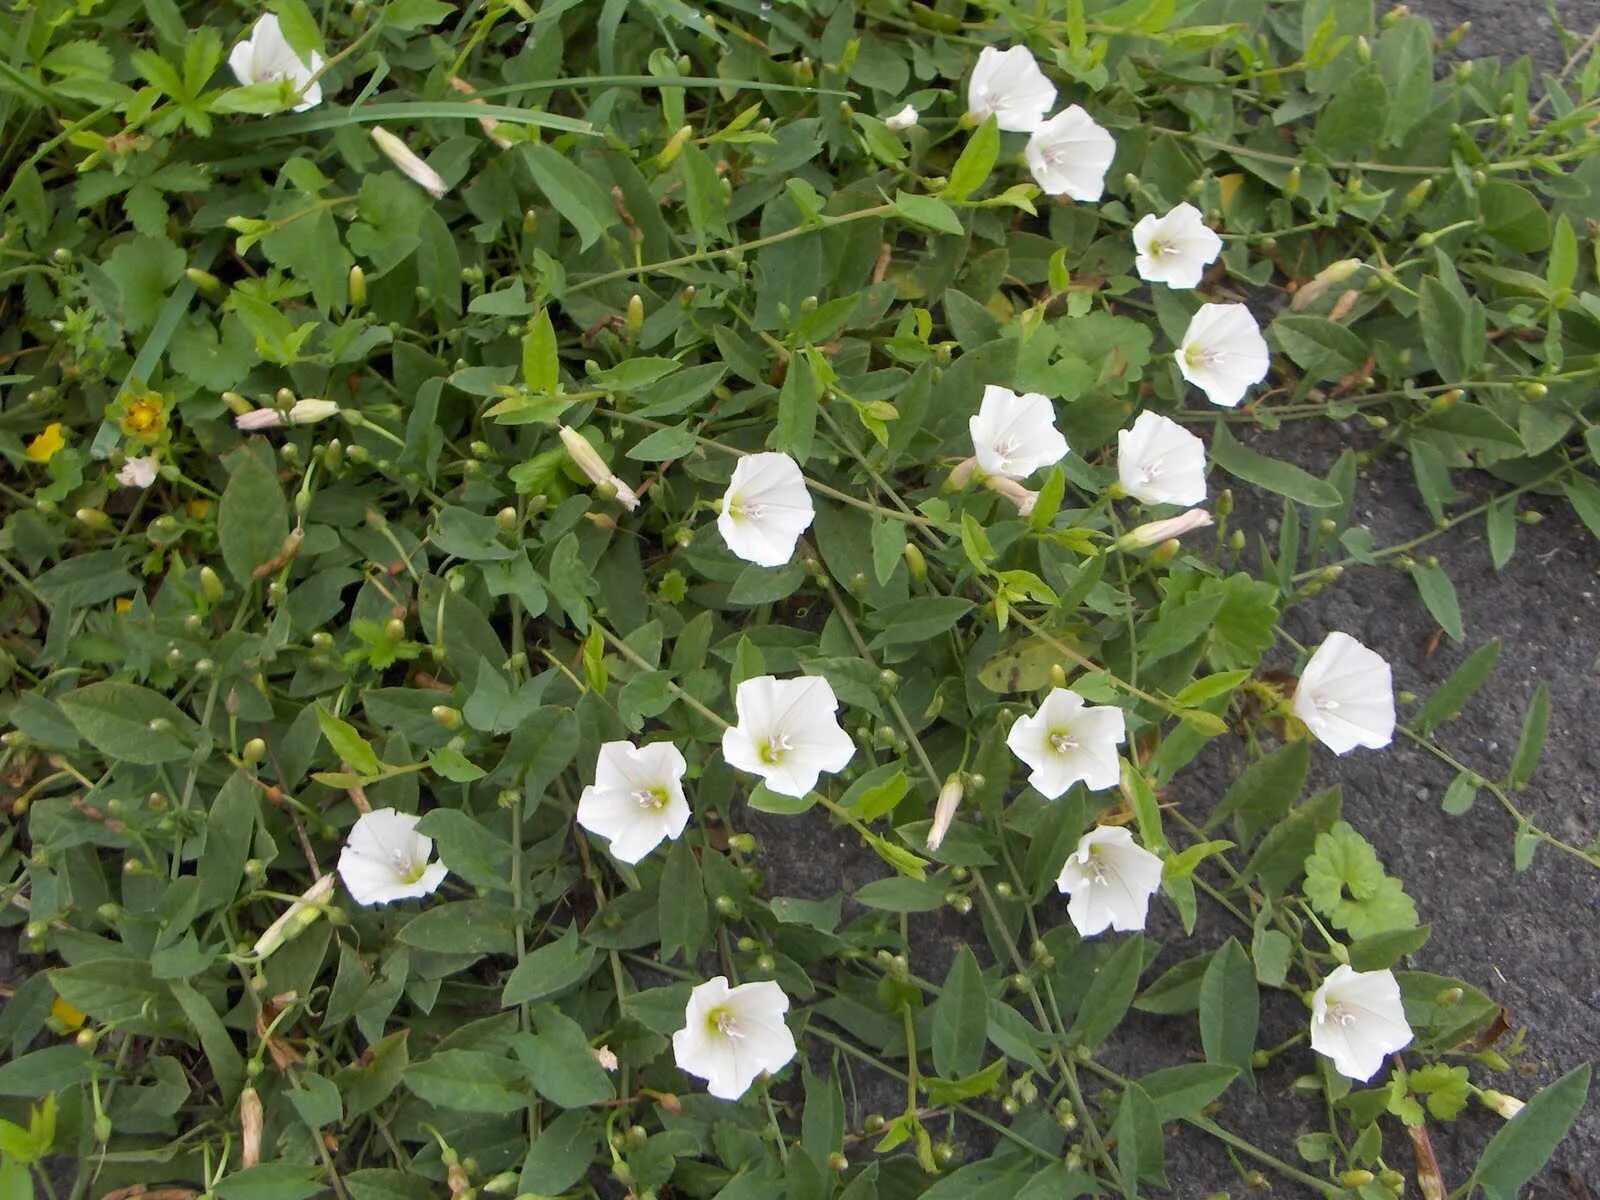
[1,1,1597,1198]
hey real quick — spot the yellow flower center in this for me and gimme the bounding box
[120,396,166,440]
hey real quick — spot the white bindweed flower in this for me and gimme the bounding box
[560,426,640,512]
[576,740,691,864]
[884,104,919,132]
[1309,964,1413,1082]
[673,976,797,1100]
[722,674,854,798]
[1117,412,1207,507]
[1176,303,1271,408]
[1292,632,1395,755]
[1024,106,1116,201]
[336,807,448,906]
[970,385,1068,480]
[967,45,1056,133]
[370,127,449,199]
[229,14,324,112]
[1056,825,1164,937]
[1132,203,1222,290]
[717,452,814,568]
[1005,688,1126,799]
[117,456,159,489]
[1115,508,1213,550]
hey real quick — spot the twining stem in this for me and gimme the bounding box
[1289,460,1576,583]
[1398,726,1598,867]
[568,204,896,295]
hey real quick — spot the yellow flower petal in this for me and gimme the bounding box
[50,996,87,1031]
[25,423,67,463]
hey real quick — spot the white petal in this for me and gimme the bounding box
[1293,633,1395,754]
[969,386,1068,480]
[966,46,1057,133]
[718,452,813,567]
[1132,203,1221,289]
[1025,106,1117,201]
[1177,304,1270,408]
[1117,412,1207,507]
[724,675,853,797]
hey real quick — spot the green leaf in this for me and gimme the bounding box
[522,307,559,393]
[519,1110,600,1195]
[513,1007,616,1107]
[1441,771,1478,815]
[865,597,973,649]
[1245,785,1342,895]
[502,927,598,1006]
[855,875,945,911]
[627,424,696,461]
[396,900,519,955]
[931,947,987,1080]
[1303,820,1419,938]
[1207,740,1308,842]
[217,450,291,586]
[774,347,820,464]
[1413,639,1499,733]
[1548,214,1578,293]
[1208,423,1341,507]
[57,681,197,765]
[871,516,905,587]
[0,1047,91,1098]
[1270,314,1369,382]
[893,191,965,236]
[1073,934,1146,1050]
[1417,275,1469,381]
[215,1164,326,1200]
[406,1049,528,1113]
[316,705,381,778]
[658,837,709,963]
[1137,1063,1239,1122]
[521,145,616,250]
[1507,683,1549,789]
[941,116,1000,203]
[1198,937,1257,1088]
[1471,1065,1591,1200]
[1409,561,1464,641]
[839,764,910,822]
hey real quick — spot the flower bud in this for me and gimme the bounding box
[432,705,463,730]
[926,776,964,851]
[902,541,927,584]
[626,294,645,338]
[76,507,111,530]
[240,1086,263,1168]
[348,265,367,310]
[944,457,978,492]
[1283,165,1300,198]
[559,426,640,512]
[370,127,448,198]
[187,268,222,296]
[1480,1089,1525,1120]
[1115,509,1213,551]
[243,738,267,764]
[251,874,336,959]
[654,124,694,169]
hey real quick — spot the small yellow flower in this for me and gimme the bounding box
[25,423,67,462]
[186,498,212,520]
[50,996,87,1032]
[114,597,134,614]
[118,391,168,441]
